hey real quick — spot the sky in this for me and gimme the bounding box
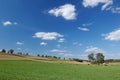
[0,0,120,59]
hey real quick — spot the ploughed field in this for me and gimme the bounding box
[0,60,120,80]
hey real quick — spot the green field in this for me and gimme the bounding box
[0,60,120,80]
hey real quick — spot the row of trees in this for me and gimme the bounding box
[0,49,14,54]
[0,49,29,56]
[37,54,61,59]
[0,49,105,64]
[17,52,29,56]
[37,54,83,62]
[88,53,105,64]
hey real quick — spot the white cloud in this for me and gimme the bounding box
[58,38,65,42]
[40,42,47,46]
[78,27,89,31]
[73,42,82,46]
[82,0,113,10]
[110,7,120,13]
[85,46,104,53]
[105,53,120,59]
[104,6,120,14]
[2,21,17,26]
[48,4,76,20]
[33,32,64,40]
[104,29,120,41]
[50,49,73,58]
[16,41,24,45]
[50,49,67,53]
[63,53,73,57]
[3,21,12,26]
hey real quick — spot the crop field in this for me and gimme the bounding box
[0,60,120,80]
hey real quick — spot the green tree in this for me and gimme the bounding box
[9,49,14,54]
[37,54,40,57]
[17,52,22,55]
[1,49,6,53]
[96,53,104,64]
[45,55,48,58]
[25,53,29,56]
[58,57,61,59]
[41,55,44,57]
[88,53,95,62]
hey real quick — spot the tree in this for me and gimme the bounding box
[25,53,29,56]
[1,49,6,53]
[72,58,83,62]
[37,54,40,57]
[58,57,61,59]
[53,56,57,59]
[45,55,48,58]
[88,53,95,62]
[9,49,14,54]
[96,53,104,64]
[17,52,22,55]
[41,55,44,57]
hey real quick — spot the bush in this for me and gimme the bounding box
[1,49,6,53]
[72,58,83,62]
[53,56,57,59]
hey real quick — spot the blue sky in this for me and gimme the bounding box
[0,0,120,59]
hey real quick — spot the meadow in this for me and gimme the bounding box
[0,60,120,80]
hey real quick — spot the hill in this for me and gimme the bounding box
[0,53,88,64]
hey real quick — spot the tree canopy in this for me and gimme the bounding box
[88,53,105,64]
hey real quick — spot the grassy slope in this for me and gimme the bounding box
[0,53,26,60]
[0,60,120,80]
[0,53,88,64]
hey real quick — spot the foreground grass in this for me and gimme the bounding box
[0,60,120,80]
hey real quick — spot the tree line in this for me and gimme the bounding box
[1,49,106,64]
[0,49,29,56]
[0,49,14,54]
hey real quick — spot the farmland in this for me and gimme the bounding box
[0,60,120,80]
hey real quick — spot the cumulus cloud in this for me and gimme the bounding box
[103,29,120,41]
[82,0,113,10]
[48,4,76,20]
[16,41,24,45]
[33,32,64,40]
[78,27,89,31]
[85,46,104,53]
[58,38,65,42]
[40,42,47,46]
[2,21,17,26]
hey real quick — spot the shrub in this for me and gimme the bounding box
[1,49,6,53]
[72,58,83,62]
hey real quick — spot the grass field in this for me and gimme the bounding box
[0,60,120,80]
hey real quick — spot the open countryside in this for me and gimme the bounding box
[0,51,120,80]
[1,0,120,80]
